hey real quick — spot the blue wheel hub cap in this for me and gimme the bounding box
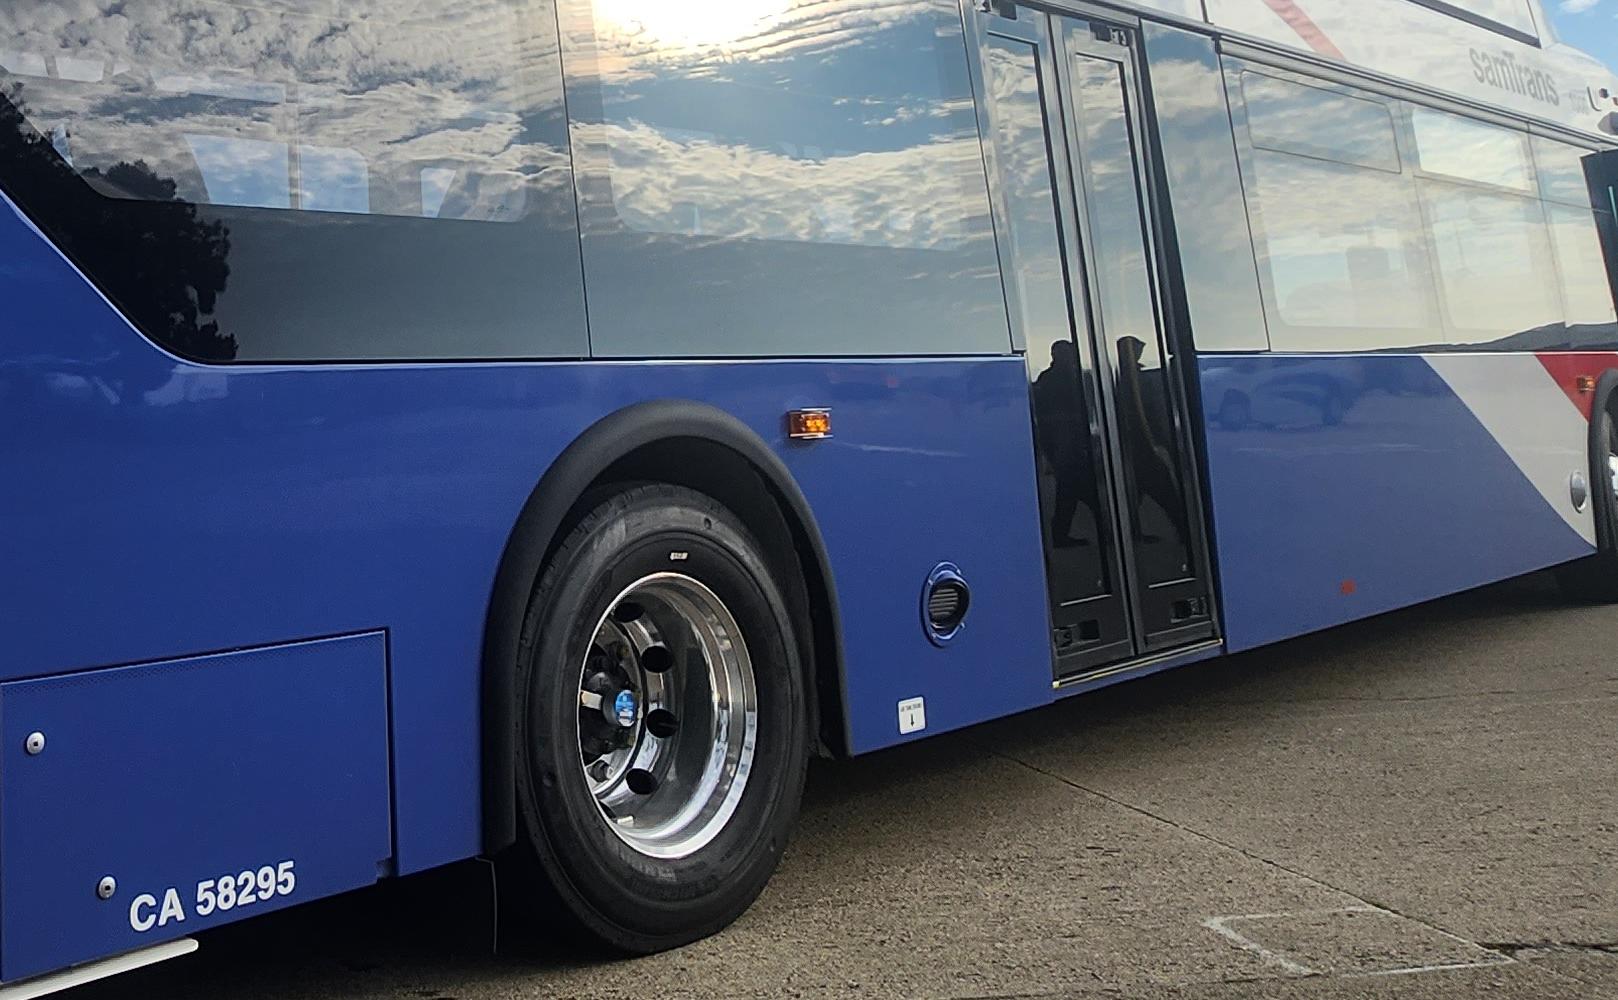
[611,689,638,728]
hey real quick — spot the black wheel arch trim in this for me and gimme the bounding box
[480,399,847,855]
[1588,369,1618,553]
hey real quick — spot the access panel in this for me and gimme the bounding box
[0,634,393,982]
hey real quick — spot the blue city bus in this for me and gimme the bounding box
[1,0,1616,992]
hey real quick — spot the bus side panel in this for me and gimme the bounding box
[0,634,392,983]
[1199,352,1601,652]
[0,192,1056,879]
[790,367,1057,755]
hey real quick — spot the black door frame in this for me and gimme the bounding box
[966,0,1221,682]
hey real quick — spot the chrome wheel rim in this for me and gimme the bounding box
[576,572,758,860]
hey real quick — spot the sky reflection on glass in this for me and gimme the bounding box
[568,0,1009,357]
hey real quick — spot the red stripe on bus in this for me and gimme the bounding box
[1260,0,1346,61]
[1536,352,1618,421]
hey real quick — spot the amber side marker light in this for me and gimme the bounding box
[1577,375,1597,394]
[787,408,832,440]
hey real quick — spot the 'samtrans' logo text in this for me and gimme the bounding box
[1471,48,1560,107]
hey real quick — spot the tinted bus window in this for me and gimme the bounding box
[562,0,1009,358]
[0,1,586,362]
[1228,56,1618,353]
[1229,66,1437,348]
[1547,201,1618,333]
[1421,182,1561,339]
[1534,137,1606,208]
[1410,107,1533,192]
[1410,110,1558,345]
[1534,139,1618,340]
[1240,72,1401,173]
[1247,153,1437,339]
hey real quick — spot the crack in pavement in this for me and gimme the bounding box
[984,748,1617,996]
[985,745,1383,906]
[980,745,1572,985]
[1481,941,1618,956]
[1192,679,1618,708]
[1482,942,1618,994]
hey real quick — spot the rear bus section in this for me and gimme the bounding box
[1177,43,1618,646]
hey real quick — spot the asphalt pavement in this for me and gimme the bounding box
[71,569,1618,999]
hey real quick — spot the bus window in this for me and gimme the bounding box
[1419,180,1562,341]
[300,145,371,216]
[1248,153,1437,338]
[1410,107,1534,192]
[1534,137,1610,209]
[563,0,1009,359]
[1229,64,1438,349]
[1546,201,1618,335]
[183,136,293,211]
[1534,138,1618,342]
[1143,25,1270,353]
[1227,56,1616,354]
[1240,72,1402,173]
[0,0,586,362]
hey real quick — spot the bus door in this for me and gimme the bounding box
[969,4,1217,682]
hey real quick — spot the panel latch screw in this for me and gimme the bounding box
[24,732,45,756]
[97,876,117,900]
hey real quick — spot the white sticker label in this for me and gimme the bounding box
[898,697,926,735]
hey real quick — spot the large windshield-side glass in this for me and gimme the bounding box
[561,0,1010,358]
[0,1,586,362]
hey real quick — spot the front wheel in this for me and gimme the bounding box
[510,484,809,953]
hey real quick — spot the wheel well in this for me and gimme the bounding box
[1591,370,1618,553]
[481,402,847,857]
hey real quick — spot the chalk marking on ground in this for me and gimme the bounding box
[1201,913,1318,977]
[1202,905,1514,980]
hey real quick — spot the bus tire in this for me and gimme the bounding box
[1556,406,1618,603]
[509,483,809,954]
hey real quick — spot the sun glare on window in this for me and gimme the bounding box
[594,0,791,48]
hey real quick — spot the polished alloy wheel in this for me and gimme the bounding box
[576,572,758,860]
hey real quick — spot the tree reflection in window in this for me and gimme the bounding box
[0,81,236,361]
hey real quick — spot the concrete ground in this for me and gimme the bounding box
[73,570,1617,999]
